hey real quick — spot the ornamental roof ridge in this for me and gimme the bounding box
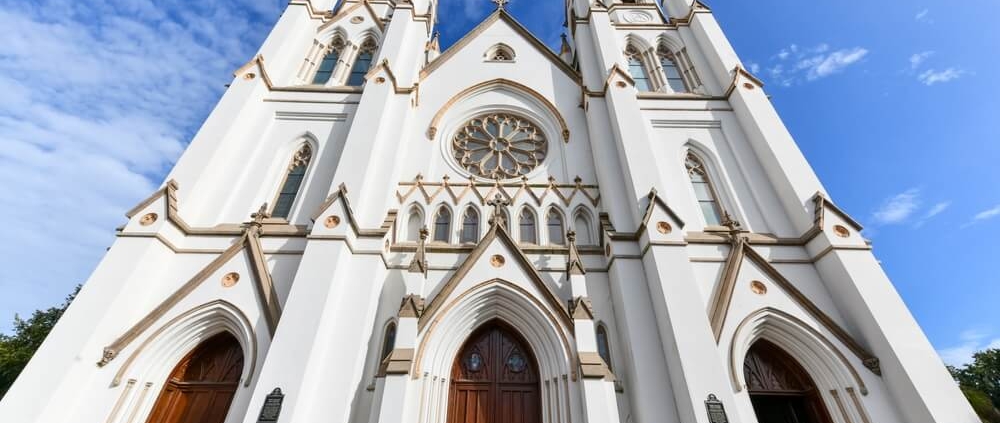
[396,175,600,207]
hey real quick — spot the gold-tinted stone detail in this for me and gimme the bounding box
[325,215,341,228]
[139,212,158,226]
[222,272,240,288]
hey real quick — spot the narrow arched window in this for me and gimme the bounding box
[625,45,652,92]
[271,144,313,219]
[406,207,422,242]
[312,40,343,84]
[574,211,593,245]
[547,209,565,245]
[433,206,451,242]
[347,39,376,86]
[596,324,613,371]
[658,47,688,93]
[686,152,724,226]
[461,207,479,243]
[519,208,537,244]
[380,322,396,363]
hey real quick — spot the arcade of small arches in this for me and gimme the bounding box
[298,30,381,87]
[399,202,599,246]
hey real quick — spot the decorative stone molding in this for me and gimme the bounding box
[398,295,425,318]
[407,226,429,274]
[381,348,415,375]
[578,351,612,379]
[566,230,586,276]
[568,296,594,320]
[396,175,600,207]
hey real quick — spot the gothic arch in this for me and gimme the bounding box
[432,203,454,243]
[571,206,596,245]
[413,279,576,423]
[403,203,426,242]
[317,25,349,48]
[729,308,869,396]
[653,33,684,54]
[622,33,654,53]
[104,300,259,423]
[680,141,742,225]
[484,43,516,61]
[427,79,570,143]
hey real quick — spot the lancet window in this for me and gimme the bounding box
[519,208,537,244]
[312,38,345,84]
[546,208,565,245]
[685,152,724,226]
[625,45,652,92]
[596,324,613,371]
[433,206,452,243]
[347,39,377,86]
[574,211,594,245]
[271,144,312,219]
[657,47,688,93]
[461,207,480,244]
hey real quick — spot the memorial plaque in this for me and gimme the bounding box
[257,388,284,423]
[704,394,728,423]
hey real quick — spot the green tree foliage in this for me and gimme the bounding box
[0,286,79,398]
[951,349,1000,422]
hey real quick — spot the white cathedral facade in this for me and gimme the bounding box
[0,0,980,422]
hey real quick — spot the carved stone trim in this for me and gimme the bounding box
[569,296,594,320]
[396,175,600,207]
[578,351,613,380]
[399,295,425,318]
[379,348,415,376]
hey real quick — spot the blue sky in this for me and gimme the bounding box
[0,0,997,367]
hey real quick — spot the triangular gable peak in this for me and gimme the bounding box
[707,240,881,375]
[418,220,572,332]
[420,9,580,81]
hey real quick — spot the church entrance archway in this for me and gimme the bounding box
[145,332,244,423]
[744,340,833,423]
[448,320,541,423]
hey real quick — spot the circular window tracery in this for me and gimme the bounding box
[452,113,548,179]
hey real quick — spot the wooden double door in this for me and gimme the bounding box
[448,322,541,423]
[145,332,244,423]
[744,340,833,423]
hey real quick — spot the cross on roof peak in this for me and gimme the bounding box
[491,0,509,10]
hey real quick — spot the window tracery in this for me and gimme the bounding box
[685,152,724,226]
[271,144,313,219]
[347,39,377,86]
[406,207,423,242]
[596,324,613,371]
[657,46,688,93]
[452,113,548,179]
[313,38,345,84]
[625,45,652,92]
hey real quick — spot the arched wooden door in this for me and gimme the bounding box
[744,340,833,423]
[448,321,541,423]
[146,332,244,423]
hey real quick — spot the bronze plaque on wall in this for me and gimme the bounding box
[705,394,729,423]
[257,388,284,422]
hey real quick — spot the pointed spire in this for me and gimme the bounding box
[559,34,572,64]
[566,230,586,275]
[408,226,429,274]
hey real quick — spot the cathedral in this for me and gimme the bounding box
[0,0,979,422]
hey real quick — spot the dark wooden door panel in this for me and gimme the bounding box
[448,322,540,423]
[146,333,244,423]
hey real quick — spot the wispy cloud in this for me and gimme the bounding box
[747,62,761,74]
[918,68,967,85]
[872,188,922,225]
[909,51,935,69]
[0,0,282,333]
[759,43,869,86]
[959,204,1000,229]
[915,9,931,23]
[939,329,1000,367]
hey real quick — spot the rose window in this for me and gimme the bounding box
[452,113,548,179]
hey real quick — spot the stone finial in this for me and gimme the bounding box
[566,230,585,275]
[491,0,509,10]
[408,226,429,274]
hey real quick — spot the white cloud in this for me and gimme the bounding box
[872,188,921,225]
[755,43,868,86]
[924,202,951,219]
[918,68,967,85]
[916,9,931,22]
[939,329,1000,367]
[909,51,935,69]
[973,205,1000,221]
[747,62,761,74]
[0,0,282,333]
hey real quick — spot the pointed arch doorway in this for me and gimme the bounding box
[744,340,833,423]
[448,320,541,423]
[145,332,244,423]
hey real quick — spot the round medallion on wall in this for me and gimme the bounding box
[222,272,240,288]
[324,215,341,229]
[833,225,850,238]
[139,212,158,226]
[490,254,506,268]
[656,221,672,234]
[452,113,548,179]
[622,11,653,23]
[750,280,767,295]
[350,16,364,24]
